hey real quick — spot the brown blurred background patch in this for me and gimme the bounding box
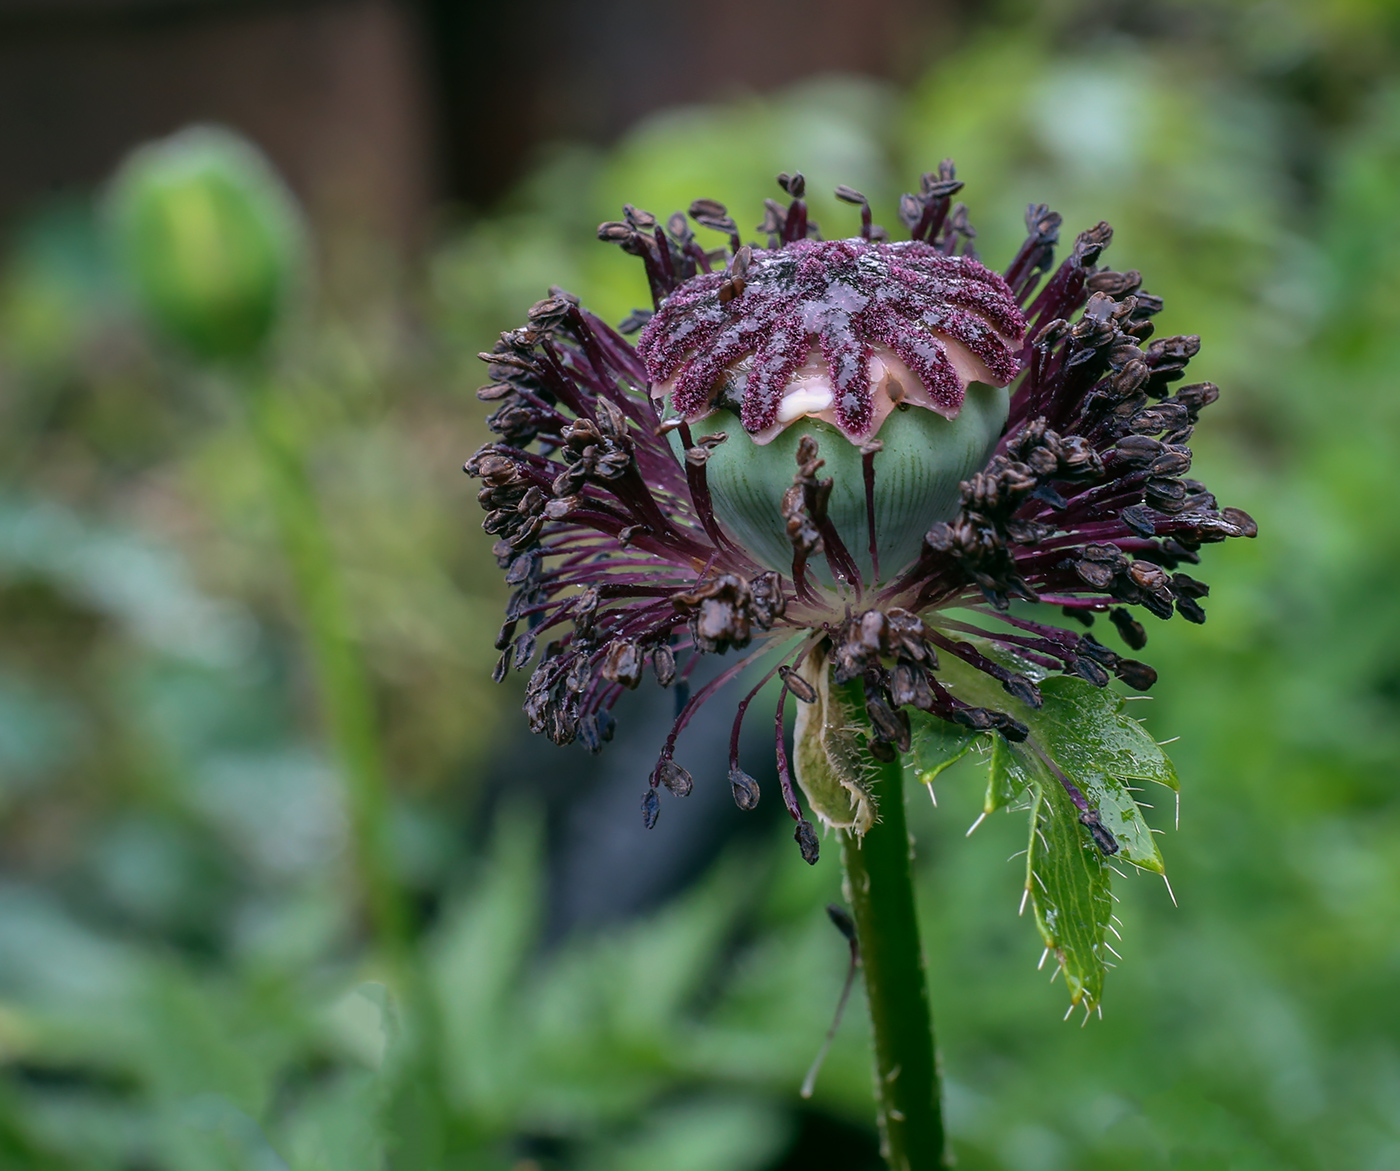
[0,0,946,243]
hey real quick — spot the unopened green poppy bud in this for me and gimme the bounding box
[638,235,1026,584]
[107,125,304,363]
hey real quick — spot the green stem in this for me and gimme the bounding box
[243,374,410,956]
[838,728,948,1170]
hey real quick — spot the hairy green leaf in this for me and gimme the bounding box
[1020,747,1114,1011]
[908,636,1181,1008]
[1031,676,1179,791]
[908,716,977,791]
[985,734,1029,814]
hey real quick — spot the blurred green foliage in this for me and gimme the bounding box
[3,2,1400,1167]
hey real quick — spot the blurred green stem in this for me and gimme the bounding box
[243,371,451,1163]
[838,718,948,1170]
[243,373,410,955]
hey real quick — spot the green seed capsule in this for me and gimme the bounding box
[107,126,304,364]
[673,382,1009,585]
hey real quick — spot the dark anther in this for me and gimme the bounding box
[1120,505,1158,538]
[658,758,694,797]
[652,644,676,687]
[750,571,786,626]
[1126,558,1171,594]
[1144,335,1201,382]
[1072,656,1112,687]
[623,204,657,232]
[1115,659,1158,690]
[890,661,934,709]
[526,296,575,331]
[1115,434,1164,465]
[1078,808,1120,856]
[1130,402,1191,435]
[1175,594,1207,623]
[1149,446,1192,477]
[673,572,776,653]
[1077,633,1118,666]
[597,221,635,245]
[759,198,788,246]
[504,549,539,586]
[922,160,963,199]
[641,788,660,830]
[998,717,1030,742]
[866,693,911,752]
[777,171,806,198]
[729,764,761,811]
[1221,507,1258,537]
[601,640,644,689]
[1085,269,1143,296]
[1172,573,1209,598]
[1175,381,1220,415]
[1071,221,1113,267]
[859,609,890,652]
[1075,557,1118,590]
[1110,607,1148,650]
[954,705,1029,741]
[783,436,830,587]
[689,198,740,250]
[1145,478,1188,510]
[1002,674,1042,708]
[835,184,876,240]
[796,819,820,865]
[951,707,997,731]
[886,609,934,662]
[618,308,654,334]
[826,903,858,942]
[780,665,818,703]
[867,738,898,762]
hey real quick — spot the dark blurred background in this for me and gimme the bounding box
[0,0,948,236]
[3,1,1400,1168]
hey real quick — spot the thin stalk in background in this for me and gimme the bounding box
[244,373,410,957]
[242,372,450,1166]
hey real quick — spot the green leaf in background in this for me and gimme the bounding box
[577,1098,790,1171]
[910,636,1179,1010]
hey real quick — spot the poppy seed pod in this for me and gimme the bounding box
[107,125,304,364]
[464,164,1256,861]
[640,226,1025,584]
